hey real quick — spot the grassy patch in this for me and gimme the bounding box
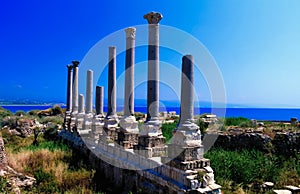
[4,131,95,193]
[225,117,251,127]
[205,148,300,192]
[161,122,177,142]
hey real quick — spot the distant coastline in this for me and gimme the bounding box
[2,105,300,121]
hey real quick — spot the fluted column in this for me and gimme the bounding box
[144,12,162,122]
[96,86,104,116]
[71,61,80,113]
[85,70,93,114]
[124,27,136,117]
[66,64,73,112]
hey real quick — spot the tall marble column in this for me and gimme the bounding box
[71,61,80,113]
[123,27,136,117]
[83,70,94,133]
[104,46,119,130]
[96,86,104,116]
[70,61,80,132]
[118,27,139,148]
[66,64,73,112]
[144,12,162,122]
[85,70,93,114]
[135,12,166,158]
[140,12,163,137]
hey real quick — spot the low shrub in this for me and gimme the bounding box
[161,122,177,142]
[225,117,251,127]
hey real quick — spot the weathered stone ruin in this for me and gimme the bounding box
[63,11,221,193]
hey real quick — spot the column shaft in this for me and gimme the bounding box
[78,94,85,113]
[66,65,73,111]
[180,55,194,123]
[96,86,104,115]
[124,28,136,116]
[86,70,93,114]
[145,17,161,121]
[71,61,79,113]
[107,46,117,116]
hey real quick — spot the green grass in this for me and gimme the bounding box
[2,129,95,193]
[205,148,300,192]
[224,117,252,127]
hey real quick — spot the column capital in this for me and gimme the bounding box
[72,60,80,67]
[67,64,73,70]
[125,27,136,39]
[143,12,163,24]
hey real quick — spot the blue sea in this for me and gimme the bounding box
[2,105,300,121]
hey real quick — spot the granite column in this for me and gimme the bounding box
[66,64,73,112]
[96,86,104,116]
[104,46,119,137]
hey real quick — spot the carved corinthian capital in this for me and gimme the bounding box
[143,11,163,24]
[125,27,136,39]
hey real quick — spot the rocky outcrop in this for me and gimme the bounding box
[213,131,300,155]
[272,132,300,156]
[214,132,272,152]
[0,136,7,170]
[0,136,36,193]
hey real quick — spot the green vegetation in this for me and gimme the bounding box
[1,128,95,193]
[224,117,252,127]
[205,148,300,193]
[161,122,177,142]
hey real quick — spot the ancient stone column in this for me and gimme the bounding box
[63,64,73,131]
[71,61,80,113]
[85,70,93,114]
[144,12,163,122]
[179,55,194,125]
[139,12,164,137]
[66,64,73,112]
[135,12,166,158]
[70,61,79,132]
[76,94,85,132]
[78,94,85,113]
[166,55,219,192]
[104,46,119,131]
[172,55,201,147]
[107,46,117,117]
[124,27,136,117]
[92,86,105,141]
[118,28,139,148]
[96,86,104,116]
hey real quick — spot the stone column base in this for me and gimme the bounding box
[91,116,104,143]
[63,111,72,131]
[117,131,138,149]
[168,144,204,162]
[76,113,85,131]
[134,135,167,158]
[103,127,118,141]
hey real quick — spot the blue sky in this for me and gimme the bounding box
[1,0,300,107]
